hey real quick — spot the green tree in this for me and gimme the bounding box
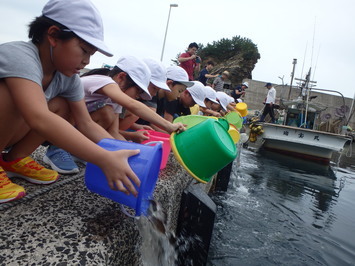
[198,35,260,63]
[171,35,260,66]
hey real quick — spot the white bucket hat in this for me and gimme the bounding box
[204,86,219,104]
[187,81,206,108]
[42,0,113,57]
[216,91,234,111]
[166,66,194,87]
[242,82,249,88]
[116,56,152,100]
[142,58,170,91]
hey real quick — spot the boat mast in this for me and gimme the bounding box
[303,68,312,128]
[295,68,317,128]
[288,59,297,100]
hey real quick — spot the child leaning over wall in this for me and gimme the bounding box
[0,0,140,203]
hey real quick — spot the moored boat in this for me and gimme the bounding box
[255,122,351,164]
[247,66,353,164]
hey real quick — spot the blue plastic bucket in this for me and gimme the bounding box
[84,138,162,216]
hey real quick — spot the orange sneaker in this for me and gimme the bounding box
[0,166,26,203]
[0,155,59,185]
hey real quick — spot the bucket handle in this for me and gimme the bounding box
[120,204,136,218]
[144,141,164,146]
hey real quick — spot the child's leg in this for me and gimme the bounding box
[5,97,70,161]
[41,97,80,174]
[119,111,139,131]
[90,105,123,139]
[90,105,116,129]
[0,81,30,153]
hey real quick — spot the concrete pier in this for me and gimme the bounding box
[0,146,208,265]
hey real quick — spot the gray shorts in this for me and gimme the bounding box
[86,100,108,113]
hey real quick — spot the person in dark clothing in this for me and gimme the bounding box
[231,82,248,102]
[197,61,218,85]
[159,81,207,122]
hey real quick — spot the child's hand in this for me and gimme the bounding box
[134,124,153,131]
[168,122,186,134]
[212,111,222,117]
[141,125,153,130]
[101,149,141,197]
[131,131,150,143]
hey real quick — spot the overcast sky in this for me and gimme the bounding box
[1,0,354,99]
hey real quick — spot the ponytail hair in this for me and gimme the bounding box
[80,66,137,90]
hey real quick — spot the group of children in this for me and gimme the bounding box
[0,0,236,204]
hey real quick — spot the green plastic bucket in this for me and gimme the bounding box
[217,118,230,131]
[173,115,217,129]
[170,119,237,183]
[225,111,243,130]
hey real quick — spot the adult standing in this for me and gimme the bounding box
[198,61,218,86]
[178,42,201,81]
[260,82,276,123]
[212,71,229,92]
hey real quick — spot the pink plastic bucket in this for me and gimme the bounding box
[140,130,171,169]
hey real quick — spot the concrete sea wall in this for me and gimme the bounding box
[0,146,217,265]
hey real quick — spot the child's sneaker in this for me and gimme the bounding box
[0,155,59,185]
[0,166,26,203]
[71,155,87,166]
[43,145,79,174]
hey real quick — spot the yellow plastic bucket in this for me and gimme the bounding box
[228,124,240,144]
[235,102,248,117]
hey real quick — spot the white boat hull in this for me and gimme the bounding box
[258,123,351,163]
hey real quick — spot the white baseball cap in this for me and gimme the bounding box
[187,81,206,108]
[204,86,219,104]
[216,91,235,111]
[166,66,194,87]
[242,82,249,88]
[42,0,113,57]
[116,56,152,100]
[142,58,170,91]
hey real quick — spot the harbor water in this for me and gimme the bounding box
[207,143,355,265]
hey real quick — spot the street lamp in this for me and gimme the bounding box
[160,3,178,61]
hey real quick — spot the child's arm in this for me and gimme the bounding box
[7,78,140,196]
[163,111,174,123]
[199,106,222,117]
[129,123,153,131]
[99,84,185,133]
[119,130,149,143]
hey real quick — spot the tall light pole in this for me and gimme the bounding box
[160,4,178,61]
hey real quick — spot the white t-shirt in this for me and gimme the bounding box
[81,74,122,114]
[0,41,84,102]
[266,87,276,104]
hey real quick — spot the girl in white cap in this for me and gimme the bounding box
[157,66,207,122]
[78,56,184,143]
[198,86,222,117]
[118,57,178,136]
[216,91,236,116]
[0,0,140,203]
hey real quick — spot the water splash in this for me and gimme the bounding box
[136,200,177,266]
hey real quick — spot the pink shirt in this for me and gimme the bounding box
[179,52,196,81]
